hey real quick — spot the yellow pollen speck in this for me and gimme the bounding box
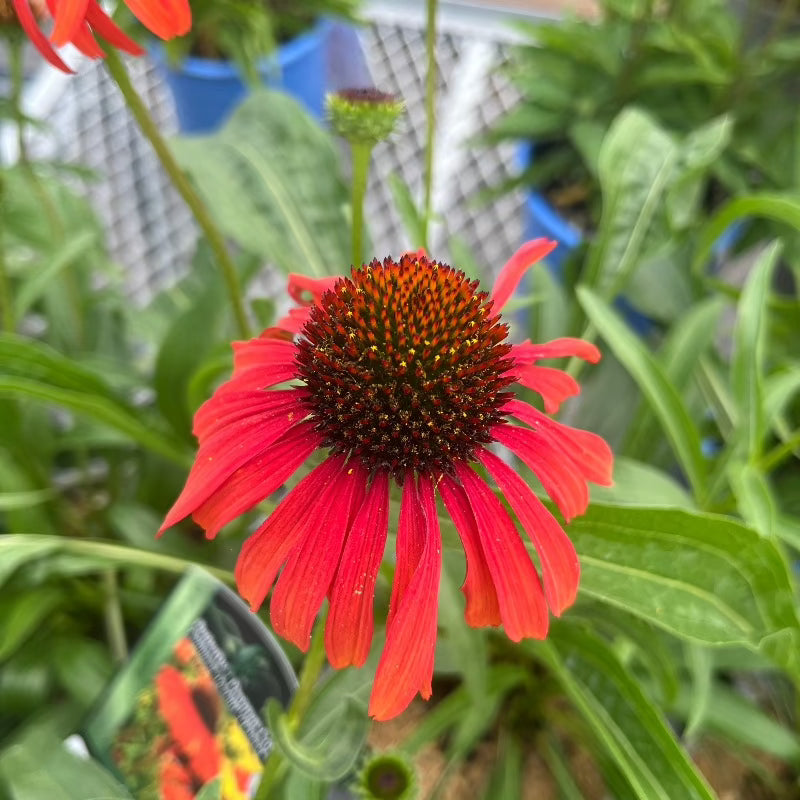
[434,355,440,362]
[409,348,416,355]
[371,345,378,352]
[349,332,356,338]
[449,346,456,354]
[348,468,353,475]
[468,320,475,327]
[424,340,431,346]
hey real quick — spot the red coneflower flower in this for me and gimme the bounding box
[160,240,613,721]
[13,0,190,73]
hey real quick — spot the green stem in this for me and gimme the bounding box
[254,610,329,799]
[0,173,11,333]
[351,142,372,267]
[102,568,129,663]
[102,49,251,339]
[422,0,438,250]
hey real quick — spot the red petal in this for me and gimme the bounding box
[504,399,614,487]
[50,0,89,46]
[514,365,580,413]
[231,337,297,377]
[44,0,103,58]
[287,274,340,306]
[274,307,312,335]
[476,448,579,616]
[192,421,322,538]
[13,0,73,72]
[439,475,501,627]
[493,424,588,521]
[386,473,426,629]
[123,0,176,39]
[162,0,191,36]
[369,474,441,721]
[512,337,601,366]
[454,463,548,642]
[271,461,368,650]
[160,393,308,532]
[490,239,558,313]
[325,471,390,668]
[235,456,345,610]
[193,388,308,439]
[84,1,143,55]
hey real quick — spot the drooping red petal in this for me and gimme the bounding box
[454,462,548,642]
[192,388,308,439]
[235,456,345,611]
[123,0,188,39]
[438,475,501,627]
[49,0,89,46]
[84,1,144,55]
[160,392,309,532]
[13,0,73,72]
[490,239,558,313]
[513,364,580,413]
[191,421,322,538]
[504,399,613,487]
[44,0,103,57]
[270,461,368,651]
[288,274,340,306]
[493,423,588,521]
[370,474,441,721]
[386,473,426,629]
[512,337,601,367]
[476,448,579,616]
[325,470,390,668]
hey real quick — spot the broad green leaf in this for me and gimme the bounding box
[693,192,800,275]
[534,623,715,800]
[564,504,800,678]
[0,536,60,586]
[730,242,779,460]
[0,376,190,467]
[585,108,678,297]
[266,696,367,782]
[0,488,56,511]
[0,734,132,800]
[195,780,222,800]
[578,287,707,500]
[174,89,350,277]
[589,457,693,509]
[541,737,584,800]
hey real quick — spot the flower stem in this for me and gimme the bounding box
[351,142,372,267]
[102,49,251,339]
[254,610,329,799]
[422,0,438,250]
[102,568,128,663]
[0,173,12,333]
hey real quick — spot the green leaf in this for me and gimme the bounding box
[590,457,694,508]
[730,242,779,460]
[683,644,713,740]
[266,695,367,782]
[173,90,350,277]
[534,623,715,800]
[388,173,426,250]
[0,588,63,662]
[693,193,800,275]
[585,108,678,297]
[0,488,56,511]
[565,504,800,678]
[12,230,97,321]
[482,732,523,800]
[195,780,222,800]
[0,536,60,587]
[728,463,776,538]
[0,376,190,467]
[578,287,707,500]
[0,734,132,800]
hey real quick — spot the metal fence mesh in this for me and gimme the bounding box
[22,5,528,304]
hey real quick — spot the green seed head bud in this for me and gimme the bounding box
[354,750,418,800]
[327,88,405,146]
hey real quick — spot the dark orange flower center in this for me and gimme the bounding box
[295,254,515,476]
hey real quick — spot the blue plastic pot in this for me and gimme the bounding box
[153,18,332,134]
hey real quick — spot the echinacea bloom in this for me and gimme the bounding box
[12,0,190,73]
[160,240,613,721]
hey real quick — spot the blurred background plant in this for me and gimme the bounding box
[1,0,800,798]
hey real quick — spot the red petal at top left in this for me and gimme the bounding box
[13,0,191,73]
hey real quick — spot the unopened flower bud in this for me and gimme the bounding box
[355,750,417,800]
[327,87,404,146]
